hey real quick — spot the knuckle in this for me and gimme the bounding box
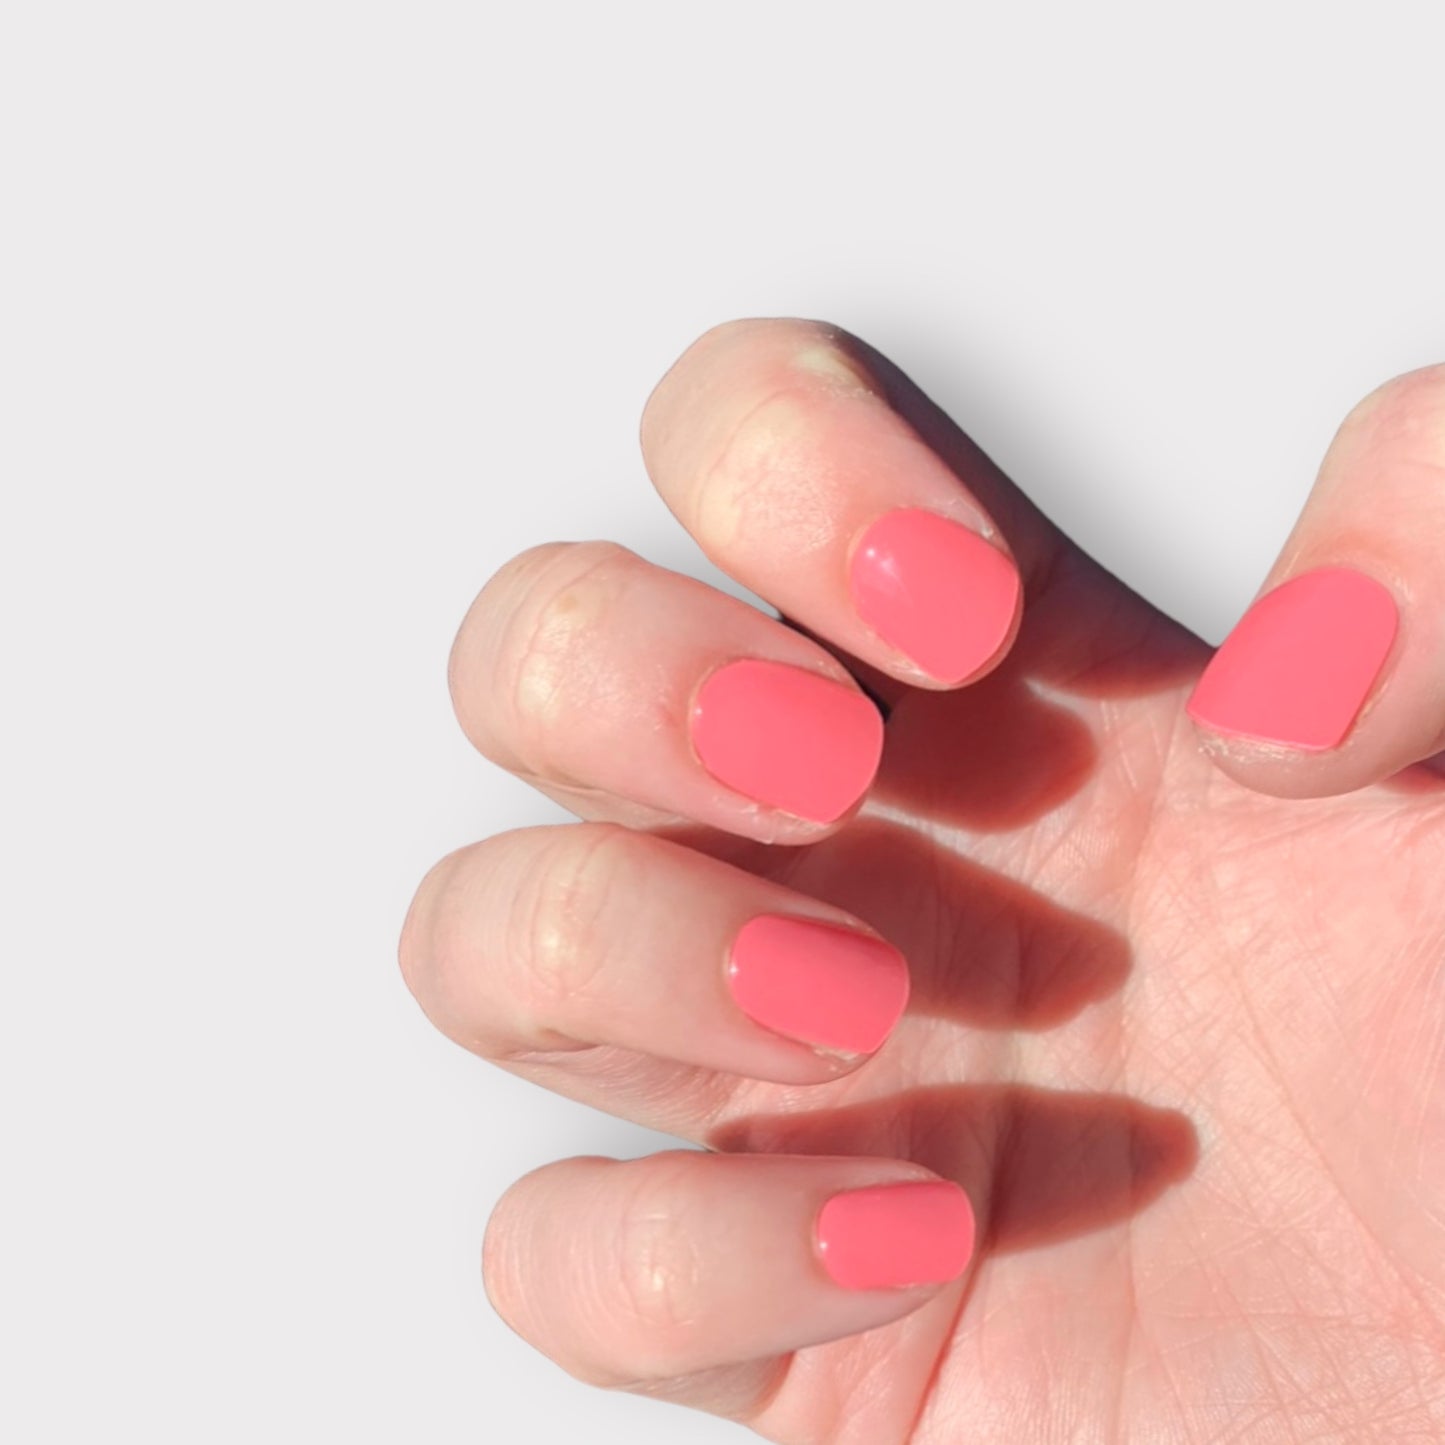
[612,1158,704,1344]
[496,541,637,779]
[691,378,857,564]
[1340,364,1445,460]
[509,825,632,1037]
[396,825,636,1061]
[396,842,491,1042]
[642,319,863,557]
[480,1181,534,1337]
[396,877,431,1002]
[449,540,637,773]
[396,845,468,1009]
[650,317,843,398]
[449,544,565,756]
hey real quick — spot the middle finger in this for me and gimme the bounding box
[449,539,886,844]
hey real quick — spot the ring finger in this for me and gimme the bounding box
[399,822,912,1120]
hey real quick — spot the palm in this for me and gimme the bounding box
[428,329,1445,1442]
[682,555,1445,1443]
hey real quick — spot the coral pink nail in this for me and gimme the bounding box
[849,508,1020,683]
[728,915,909,1055]
[816,1180,975,1290]
[690,659,883,823]
[1186,567,1398,751]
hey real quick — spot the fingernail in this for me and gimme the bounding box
[816,1180,975,1290]
[1186,567,1398,751]
[690,659,883,823]
[849,508,1020,683]
[727,915,909,1055]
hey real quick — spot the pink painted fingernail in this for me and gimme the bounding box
[816,1180,975,1290]
[849,508,1020,683]
[1186,567,1398,751]
[690,659,883,823]
[728,915,909,1055]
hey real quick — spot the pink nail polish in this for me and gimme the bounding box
[816,1180,975,1290]
[727,915,909,1055]
[849,508,1020,683]
[1186,567,1398,751]
[691,659,883,823]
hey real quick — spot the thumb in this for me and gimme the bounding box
[1186,364,1445,797]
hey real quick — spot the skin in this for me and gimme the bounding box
[401,318,1445,1443]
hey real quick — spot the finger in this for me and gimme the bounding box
[482,1151,974,1417]
[640,317,1041,689]
[1185,364,1445,796]
[450,540,884,844]
[399,823,910,1089]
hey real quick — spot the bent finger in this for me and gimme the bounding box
[483,1150,974,1417]
[399,824,910,1089]
[640,317,1029,689]
[1186,364,1445,796]
[450,540,883,843]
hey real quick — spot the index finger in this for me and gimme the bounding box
[641,317,1026,689]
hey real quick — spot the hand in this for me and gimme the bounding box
[400,319,1445,1442]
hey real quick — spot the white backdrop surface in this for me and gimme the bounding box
[3,2,1444,1441]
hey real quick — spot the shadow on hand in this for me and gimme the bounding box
[876,668,1098,832]
[804,548,1206,845]
[712,1083,1199,1255]
[835,326,1207,695]
[1380,754,1445,796]
[781,819,1131,1030]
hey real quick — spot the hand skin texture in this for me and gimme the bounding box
[399,319,1445,1444]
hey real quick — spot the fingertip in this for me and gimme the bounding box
[639,316,842,491]
[639,318,1040,693]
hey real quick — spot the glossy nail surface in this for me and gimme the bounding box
[816,1180,975,1290]
[1186,567,1398,751]
[691,659,883,822]
[849,508,1020,683]
[728,915,909,1055]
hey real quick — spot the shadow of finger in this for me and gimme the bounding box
[712,1082,1199,1255]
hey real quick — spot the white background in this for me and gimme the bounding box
[3,3,1444,1441]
